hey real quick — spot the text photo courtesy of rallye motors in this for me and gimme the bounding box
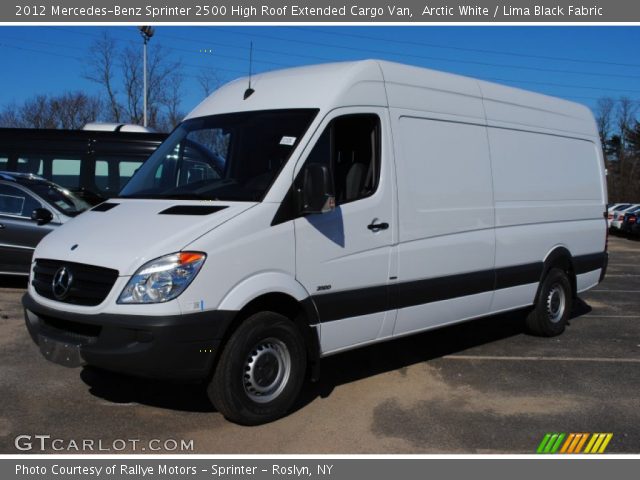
[23,60,608,425]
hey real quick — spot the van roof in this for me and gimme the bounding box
[82,122,156,133]
[187,59,597,140]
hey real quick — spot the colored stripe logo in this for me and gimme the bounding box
[537,433,613,454]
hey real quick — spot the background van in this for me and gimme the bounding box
[0,127,166,205]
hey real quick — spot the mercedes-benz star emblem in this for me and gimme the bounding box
[52,266,73,300]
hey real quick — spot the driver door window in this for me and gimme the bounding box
[303,114,381,205]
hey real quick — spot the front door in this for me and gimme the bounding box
[294,108,396,355]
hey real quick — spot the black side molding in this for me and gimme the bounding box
[311,253,607,324]
[573,252,607,275]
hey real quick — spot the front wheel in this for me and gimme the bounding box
[525,268,573,337]
[208,312,307,425]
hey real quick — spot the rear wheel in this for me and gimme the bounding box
[208,311,307,425]
[526,268,573,337]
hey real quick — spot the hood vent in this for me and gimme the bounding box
[91,202,119,212]
[159,205,228,215]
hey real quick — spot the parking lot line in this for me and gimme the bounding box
[444,355,640,363]
[588,289,640,293]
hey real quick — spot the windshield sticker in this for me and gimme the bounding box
[280,136,297,146]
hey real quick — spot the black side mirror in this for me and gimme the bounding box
[31,208,53,226]
[298,163,336,215]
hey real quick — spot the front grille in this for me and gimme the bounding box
[33,259,119,306]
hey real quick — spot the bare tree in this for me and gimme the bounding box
[595,97,615,147]
[121,45,143,124]
[84,32,122,122]
[160,71,185,131]
[50,92,102,129]
[0,92,101,129]
[197,68,221,97]
[606,97,640,202]
[86,32,184,131]
[616,97,638,147]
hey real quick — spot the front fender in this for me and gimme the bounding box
[217,271,312,312]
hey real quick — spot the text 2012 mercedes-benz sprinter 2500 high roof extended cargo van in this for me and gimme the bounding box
[23,60,608,425]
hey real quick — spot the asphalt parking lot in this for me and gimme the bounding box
[1,235,638,454]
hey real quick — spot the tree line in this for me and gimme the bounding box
[595,97,640,202]
[0,32,219,132]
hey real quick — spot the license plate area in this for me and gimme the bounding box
[38,335,85,368]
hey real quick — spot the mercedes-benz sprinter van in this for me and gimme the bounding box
[23,60,608,425]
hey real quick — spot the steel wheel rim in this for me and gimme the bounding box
[243,338,291,403]
[546,283,566,324]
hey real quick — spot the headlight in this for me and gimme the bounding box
[118,252,206,304]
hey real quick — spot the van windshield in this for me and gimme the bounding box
[120,109,318,202]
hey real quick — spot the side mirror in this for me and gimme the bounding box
[299,163,336,215]
[31,208,53,226]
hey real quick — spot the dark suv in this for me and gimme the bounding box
[0,127,166,205]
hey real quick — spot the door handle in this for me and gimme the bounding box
[367,220,389,232]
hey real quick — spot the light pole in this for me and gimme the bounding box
[139,26,155,127]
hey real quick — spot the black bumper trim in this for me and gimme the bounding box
[23,293,236,380]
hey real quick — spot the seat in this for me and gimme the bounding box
[344,162,366,202]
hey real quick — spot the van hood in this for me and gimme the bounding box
[33,199,256,275]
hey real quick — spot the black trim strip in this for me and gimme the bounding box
[313,284,388,322]
[574,252,607,275]
[312,253,606,324]
[495,262,543,290]
[394,270,494,310]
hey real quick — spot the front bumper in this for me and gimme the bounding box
[23,293,236,380]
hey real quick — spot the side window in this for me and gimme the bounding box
[95,160,109,191]
[16,157,44,175]
[118,160,143,191]
[52,158,82,188]
[0,184,40,218]
[0,156,8,170]
[304,114,380,205]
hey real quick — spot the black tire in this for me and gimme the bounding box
[526,267,573,337]
[208,311,307,425]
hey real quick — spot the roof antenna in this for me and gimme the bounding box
[243,41,255,100]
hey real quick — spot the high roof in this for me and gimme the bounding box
[186,60,597,140]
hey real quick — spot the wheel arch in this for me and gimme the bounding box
[215,273,321,374]
[537,246,577,302]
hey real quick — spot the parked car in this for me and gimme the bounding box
[630,218,640,237]
[0,172,89,275]
[23,60,608,425]
[611,204,640,231]
[608,203,632,228]
[0,127,166,205]
[620,206,640,235]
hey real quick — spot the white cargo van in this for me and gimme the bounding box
[24,60,608,425]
